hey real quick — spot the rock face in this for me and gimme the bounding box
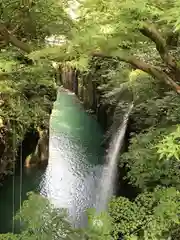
[0,124,50,180]
[24,128,49,168]
[57,63,114,133]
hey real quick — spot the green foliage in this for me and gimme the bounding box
[0,48,57,179]
[0,51,56,135]
[0,192,77,240]
[0,192,113,240]
[121,126,180,190]
[156,126,180,161]
[63,0,179,58]
[0,233,18,240]
[129,90,180,132]
[15,192,77,240]
[0,0,73,41]
[0,188,180,240]
[109,187,180,240]
[84,208,112,240]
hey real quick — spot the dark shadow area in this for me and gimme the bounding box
[115,118,140,200]
[16,126,39,171]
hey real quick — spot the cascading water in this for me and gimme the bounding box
[96,103,134,212]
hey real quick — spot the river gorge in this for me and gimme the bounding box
[0,90,106,232]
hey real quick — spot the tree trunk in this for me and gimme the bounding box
[140,22,177,71]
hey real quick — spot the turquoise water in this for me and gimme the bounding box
[0,90,105,232]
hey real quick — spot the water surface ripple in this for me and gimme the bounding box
[37,91,105,227]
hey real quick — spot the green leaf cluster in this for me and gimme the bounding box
[109,187,180,240]
[0,192,113,240]
[0,49,56,179]
[0,0,73,41]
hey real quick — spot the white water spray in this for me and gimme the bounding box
[96,103,134,211]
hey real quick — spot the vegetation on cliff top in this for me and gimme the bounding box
[0,0,73,178]
[1,0,180,239]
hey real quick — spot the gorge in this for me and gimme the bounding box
[0,87,121,232]
[1,0,180,239]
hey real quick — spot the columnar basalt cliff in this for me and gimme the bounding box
[56,59,116,133]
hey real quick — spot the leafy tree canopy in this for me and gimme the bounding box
[109,187,180,240]
[0,192,113,240]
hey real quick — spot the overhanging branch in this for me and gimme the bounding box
[140,22,177,70]
[0,22,31,53]
[9,35,31,53]
[92,51,180,94]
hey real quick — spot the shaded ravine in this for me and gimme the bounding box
[0,89,105,232]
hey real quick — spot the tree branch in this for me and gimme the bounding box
[9,35,31,53]
[0,23,31,53]
[92,52,180,94]
[140,22,177,71]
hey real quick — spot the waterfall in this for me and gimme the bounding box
[96,103,133,211]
